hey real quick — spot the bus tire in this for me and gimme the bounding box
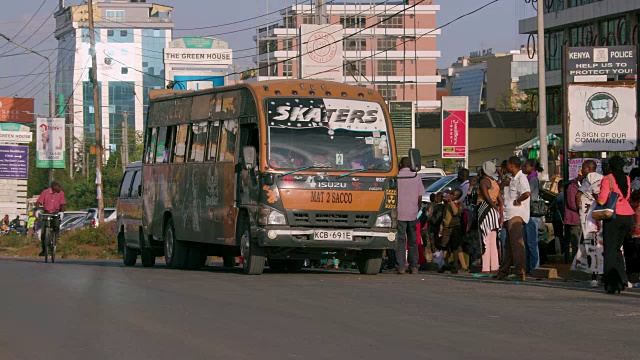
[357,250,383,275]
[185,243,207,270]
[238,216,264,275]
[140,232,155,268]
[164,218,188,270]
[223,256,235,268]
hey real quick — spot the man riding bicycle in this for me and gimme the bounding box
[36,181,66,256]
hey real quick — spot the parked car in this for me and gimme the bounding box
[422,173,477,203]
[82,208,117,229]
[61,215,87,232]
[60,213,87,232]
[116,161,157,267]
[417,167,446,177]
[420,174,442,192]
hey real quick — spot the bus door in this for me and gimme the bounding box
[238,120,260,208]
[217,119,239,245]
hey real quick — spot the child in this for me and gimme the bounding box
[439,189,468,273]
[428,193,445,256]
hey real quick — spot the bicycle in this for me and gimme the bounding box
[40,213,61,263]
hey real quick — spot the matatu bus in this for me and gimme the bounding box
[131,79,420,275]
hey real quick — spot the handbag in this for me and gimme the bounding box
[592,175,619,221]
[530,199,548,217]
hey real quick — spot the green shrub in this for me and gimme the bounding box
[0,234,31,249]
[60,226,117,247]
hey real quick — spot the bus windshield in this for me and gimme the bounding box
[266,97,392,171]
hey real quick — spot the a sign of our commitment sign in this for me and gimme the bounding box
[566,46,637,77]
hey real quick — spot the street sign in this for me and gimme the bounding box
[388,101,414,158]
[0,131,32,143]
[0,145,28,179]
[441,96,469,161]
[567,46,637,77]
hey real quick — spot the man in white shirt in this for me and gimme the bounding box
[496,156,531,281]
[458,168,470,204]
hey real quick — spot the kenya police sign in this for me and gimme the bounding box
[568,83,637,152]
[567,46,637,77]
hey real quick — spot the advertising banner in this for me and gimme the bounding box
[0,131,32,143]
[388,102,414,159]
[568,158,602,180]
[0,97,34,123]
[300,24,344,82]
[568,84,637,152]
[441,96,469,159]
[36,118,65,169]
[0,145,28,179]
[164,48,233,66]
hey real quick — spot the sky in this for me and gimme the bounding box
[0,0,537,113]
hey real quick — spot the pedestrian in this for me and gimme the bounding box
[396,157,425,274]
[429,192,445,253]
[477,161,503,274]
[550,180,565,255]
[522,159,541,275]
[572,161,604,288]
[438,189,467,273]
[26,212,36,237]
[497,160,511,263]
[495,156,531,281]
[598,156,633,294]
[626,173,640,277]
[457,168,470,204]
[1,214,9,232]
[563,173,582,264]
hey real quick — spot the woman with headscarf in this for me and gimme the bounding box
[572,171,604,287]
[477,161,503,273]
[598,156,633,294]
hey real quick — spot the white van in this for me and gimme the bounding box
[417,167,446,176]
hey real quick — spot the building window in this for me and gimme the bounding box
[378,15,403,28]
[153,29,161,37]
[340,16,366,29]
[344,61,366,76]
[377,37,397,50]
[377,85,397,101]
[599,17,629,46]
[283,16,297,28]
[544,30,564,71]
[259,40,277,54]
[377,60,396,76]
[107,30,115,37]
[302,15,315,24]
[258,62,278,77]
[282,38,294,51]
[282,60,293,77]
[344,39,366,51]
[81,28,100,43]
[120,30,128,37]
[105,10,125,22]
[567,0,594,8]
[121,67,128,74]
[569,25,596,46]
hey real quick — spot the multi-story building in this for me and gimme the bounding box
[440,48,537,112]
[54,0,173,159]
[252,0,441,112]
[519,0,640,127]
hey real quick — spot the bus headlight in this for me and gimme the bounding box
[375,214,392,228]
[267,210,287,225]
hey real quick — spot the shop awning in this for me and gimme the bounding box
[515,134,561,150]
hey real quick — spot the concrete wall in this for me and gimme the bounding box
[415,127,536,170]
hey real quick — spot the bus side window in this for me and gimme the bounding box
[130,171,142,198]
[208,121,220,161]
[240,123,259,163]
[189,122,208,162]
[173,124,190,163]
[155,127,167,163]
[119,170,135,198]
[145,128,157,164]
[218,119,238,162]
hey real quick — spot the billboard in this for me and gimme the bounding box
[389,101,415,159]
[164,48,233,66]
[36,118,65,169]
[441,96,469,160]
[0,97,34,123]
[0,145,28,179]
[300,24,344,82]
[568,83,637,152]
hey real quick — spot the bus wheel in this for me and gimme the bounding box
[140,232,155,268]
[357,250,383,275]
[164,218,188,269]
[238,217,264,275]
[222,256,235,268]
[185,243,207,270]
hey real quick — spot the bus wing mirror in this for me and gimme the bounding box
[409,148,421,172]
[242,146,257,170]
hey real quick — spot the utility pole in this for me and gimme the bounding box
[315,0,327,25]
[88,0,104,226]
[121,112,129,170]
[537,2,548,178]
[69,124,74,179]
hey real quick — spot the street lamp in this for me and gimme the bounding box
[0,33,54,183]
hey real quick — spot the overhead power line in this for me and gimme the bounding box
[0,0,47,53]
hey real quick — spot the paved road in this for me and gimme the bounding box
[0,258,639,360]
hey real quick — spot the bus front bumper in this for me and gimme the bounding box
[256,228,397,250]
